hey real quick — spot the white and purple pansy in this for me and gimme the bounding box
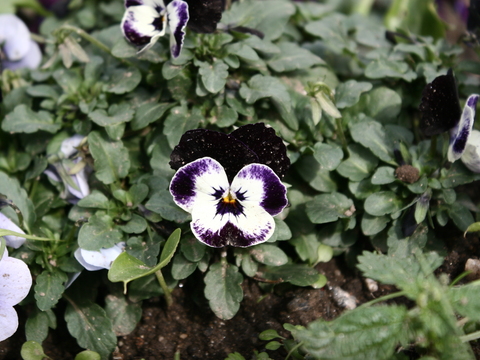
[170,157,288,247]
[169,123,290,248]
[121,0,189,57]
[74,242,126,271]
[419,69,480,168]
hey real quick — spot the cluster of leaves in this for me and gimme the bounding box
[254,247,480,360]
[2,0,480,358]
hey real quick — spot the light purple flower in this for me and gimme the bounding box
[121,0,189,58]
[0,249,32,342]
[0,14,41,71]
[44,135,90,204]
[74,242,125,271]
[170,157,288,248]
[0,213,26,249]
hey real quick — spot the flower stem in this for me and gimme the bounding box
[155,269,173,307]
[460,330,480,343]
[357,290,408,309]
[335,118,348,153]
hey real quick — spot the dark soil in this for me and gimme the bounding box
[2,219,480,360]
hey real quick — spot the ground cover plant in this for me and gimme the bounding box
[2,0,480,359]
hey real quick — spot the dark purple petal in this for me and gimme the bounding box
[167,0,189,58]
[169,129,258,182]
[419,69,461,136]
[183,0,223,33]
[231,123,290,179]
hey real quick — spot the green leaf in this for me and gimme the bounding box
[131,102,174,130]
[337,144,378,181]
[448,202,474,232]
[118,214,147,234]
[180,236,206,262]
[106,67,142,94]
[350,120,394,162]
[441,161,480,188]
[108,229,181,287]
[364,191,404,216]
[25,309,53,343]
[89,103,135,127]
[449,283,480,322]
[239,74,291,112]
[306,192,355,224]
[362,87,402,123]
[211,105,238,128]
[259,329,282,341]
[361,214,390,236]
[198,59,229,94]
[171,252,198,280]
[249,244,288,266]
[77,190,110,209]
[163,106,203,149]
[0,171,36,230]
[261,264,319,286]
[20,341,48,360]
[27,85,60,99]
[267,42,323,72]
[34,269,67,311]
[88,131,131,184]
[78,214,124,250]
[145,189,191,223]
[371,166,396,185]
[313,142,344,171]
[105,294,142,336]
[204,262,243,320]
[295,155,338,192]
[65,300,117,360]
[75,351,102,360]
[335,80,373,109]
[464,221,480,235]
[2,104,60,134]
[365,59,417,82]
[294,305,409,360]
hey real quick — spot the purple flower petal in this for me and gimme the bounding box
[231,163,288,216]
[167,0,189,57]
[121,4,166,50]
[170,157,229,212]
[448,94,479,162]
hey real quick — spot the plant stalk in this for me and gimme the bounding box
[155,269,173,307]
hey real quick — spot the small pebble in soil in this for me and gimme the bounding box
[465,258,480,280]
[365,278,379,292]
[330,286,358,310]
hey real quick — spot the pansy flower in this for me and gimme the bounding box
[169,123,290,248]
[419,69,480,167]
[121,0,223,57]
[0,212,26,249]
[0,14,42,71]
[44,135,90,204]
[0,248,32,342]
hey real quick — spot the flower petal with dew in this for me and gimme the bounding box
[0,249,32,342]
[462,130,480,172]
[74,242,126,271]
[0,14,41,71]
[0,212,26,249]
[170,157,288,248]
[121,0,189,57]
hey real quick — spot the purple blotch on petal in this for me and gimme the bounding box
[167,0,189,58]
[236,164,288,216]
[192,221,272,248]
[450,94,479,160]
[122,11,152,46]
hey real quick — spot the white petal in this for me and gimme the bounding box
[60,135,84,158]
[2,39,42,71]
[448,94,479,162]
[0,14,31,61]
[462,130,480,173]
[170,157,229,213]
[74,243,125,271]
[167,0,189,57]
[0,255,32,306]
[0,213,26,249]
[0,305,19,342]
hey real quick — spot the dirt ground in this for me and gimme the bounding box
[2,208,480,360]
